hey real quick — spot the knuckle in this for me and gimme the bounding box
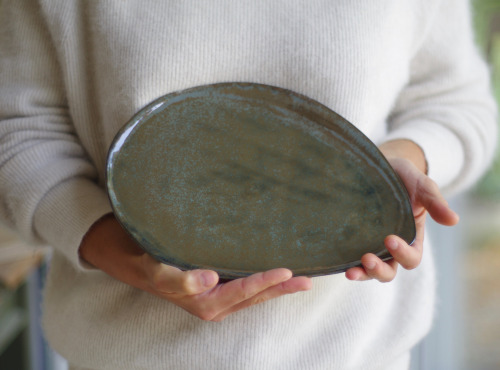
[179,276,196,294]
[380,275,395,283]
[150,269,196,295]
[394,245,422,270]
[368,263,396,283]
[402,258,421,270]
[177,272,202,295]
[238,278,260,300]
[365,268,382,281]
[250,295,268,306]
[422,177,440,197]
[402,252,422,270]
[422,175,437,188]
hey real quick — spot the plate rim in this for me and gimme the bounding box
[106,82,416,279]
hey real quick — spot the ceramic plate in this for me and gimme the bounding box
[106,83,415,279]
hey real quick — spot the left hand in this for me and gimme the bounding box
[345,139,460,282]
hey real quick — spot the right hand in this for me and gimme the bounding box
[79,214,312,321]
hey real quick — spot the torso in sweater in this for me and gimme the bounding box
[0,0,496,369]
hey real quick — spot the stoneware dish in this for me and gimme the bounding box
[106,83,415,279]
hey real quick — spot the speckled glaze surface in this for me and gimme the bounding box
[106,83,415,279]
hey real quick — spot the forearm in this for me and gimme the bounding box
[0,1,113,268]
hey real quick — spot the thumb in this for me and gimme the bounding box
[142,255,219,295]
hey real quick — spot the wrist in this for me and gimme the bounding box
[79,212,154,290]
[79,213,145,267]
[79,212,113,266]
[378,139,428,175]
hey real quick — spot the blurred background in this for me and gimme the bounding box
[412,0,500,368]
[1,0,500,369]
[457,0,500,368]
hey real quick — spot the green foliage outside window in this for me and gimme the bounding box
[472,0,500,198]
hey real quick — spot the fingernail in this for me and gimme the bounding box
[201,271,217,287]
[387,239,399,251]
[365,261,376,270]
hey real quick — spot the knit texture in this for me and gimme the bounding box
[0,0,496,369]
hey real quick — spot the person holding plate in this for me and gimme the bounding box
[0,0,496,369]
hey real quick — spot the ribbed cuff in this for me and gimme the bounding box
[33,178,113,271]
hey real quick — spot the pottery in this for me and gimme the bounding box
[106,83,415,279]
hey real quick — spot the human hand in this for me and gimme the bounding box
[345,140,459,282]
[79,214,312,321]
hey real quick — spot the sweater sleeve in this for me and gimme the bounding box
[384,0,498,196]
[0,0,112,269]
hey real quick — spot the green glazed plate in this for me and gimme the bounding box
[106,83,415,279]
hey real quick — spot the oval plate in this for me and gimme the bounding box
[106,83,415,279]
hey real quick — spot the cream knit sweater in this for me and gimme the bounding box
[0,0,497,369]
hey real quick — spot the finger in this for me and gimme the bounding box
[385,235,422,270]
[345,266,371,281]
[345,256,398,282]
[209,268,294,308]
[142,255,219,295]
[417,177,459,226]
[361,254,398,283]
[184,269,295,321]
[212,276,312,321]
